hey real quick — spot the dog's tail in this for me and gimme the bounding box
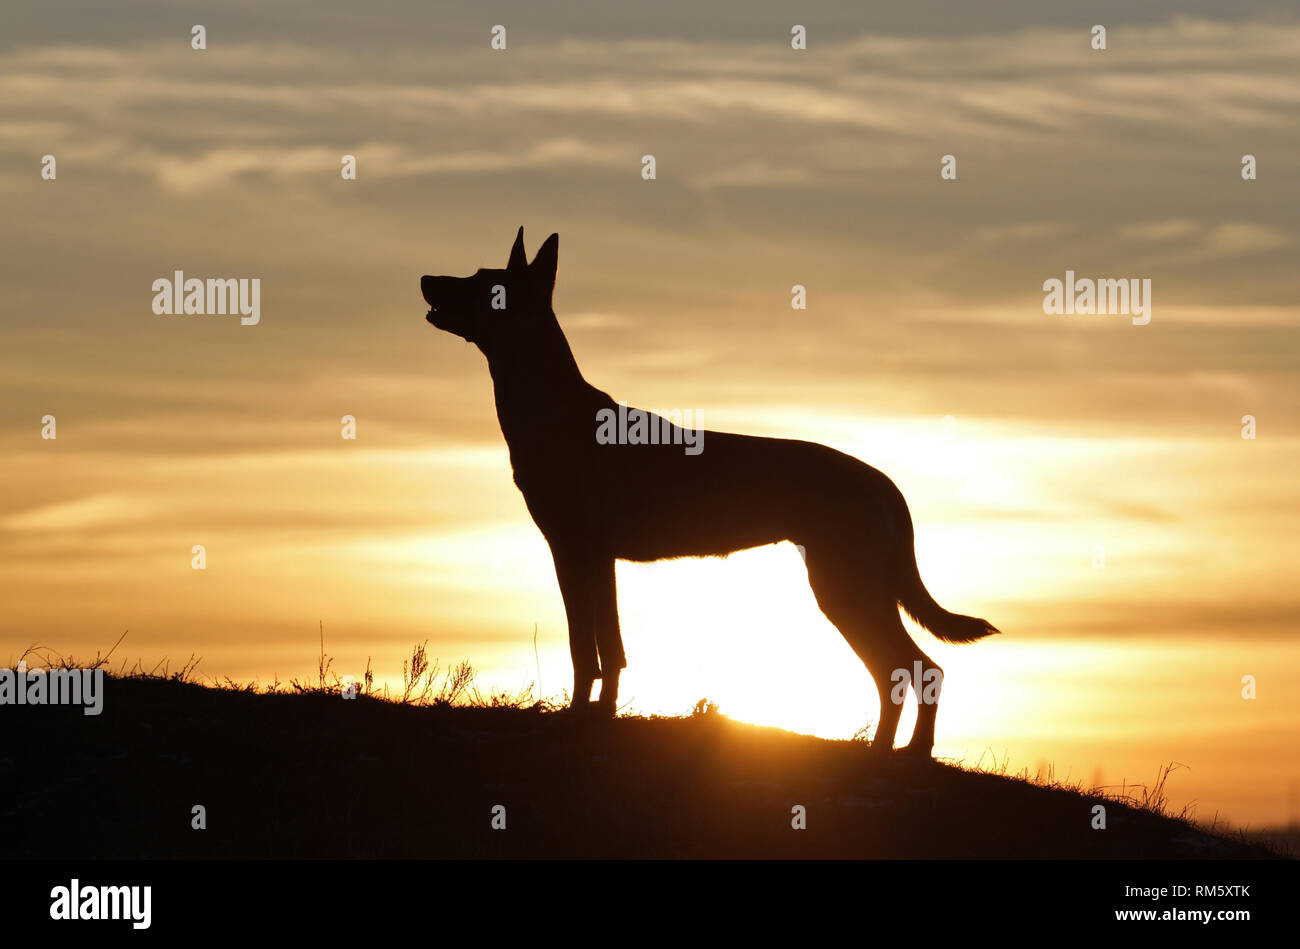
[896,509,999,644]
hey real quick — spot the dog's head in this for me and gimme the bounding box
[421,227,558,353]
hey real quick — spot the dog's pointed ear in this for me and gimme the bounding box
[529,233,558,307]
[507,226,527,278]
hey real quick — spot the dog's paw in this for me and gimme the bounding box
[898,743,936,763]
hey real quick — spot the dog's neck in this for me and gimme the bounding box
[486,308,594,443]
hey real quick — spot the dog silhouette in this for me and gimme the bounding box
[422,228,998,755]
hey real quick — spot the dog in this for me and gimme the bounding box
[422,228,998,755]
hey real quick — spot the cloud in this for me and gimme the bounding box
[5,18,1300,185]
[144,138,627,193]
[1118,220,1203,243]
[1201,222,1293,257]
[2,494,145,531]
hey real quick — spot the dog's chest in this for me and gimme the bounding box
[503,420,593,492]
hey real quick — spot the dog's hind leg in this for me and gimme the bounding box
[869,622,924,755]
[804,550,909,755]
[903,642,943,758]
[855,611,942,758]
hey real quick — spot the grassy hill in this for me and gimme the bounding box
[3,665,1284,859]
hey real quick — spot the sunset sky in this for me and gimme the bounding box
[2,1,1298,828]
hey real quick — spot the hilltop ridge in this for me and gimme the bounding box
[4,674,1281,859]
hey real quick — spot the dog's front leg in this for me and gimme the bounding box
[552,548,601,709]
[591,557,624,715]
[552,550,624,714]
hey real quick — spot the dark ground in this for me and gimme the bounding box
[2,675,1284,859]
